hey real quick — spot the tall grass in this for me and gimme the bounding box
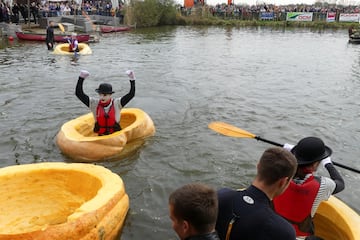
[124,0,177,27]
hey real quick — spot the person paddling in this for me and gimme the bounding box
[274,137,345,240]
[75,70,136,136]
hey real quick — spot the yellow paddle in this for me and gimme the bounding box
[208,122,283,146]
[58,23,65,33]
[208,121,360,174]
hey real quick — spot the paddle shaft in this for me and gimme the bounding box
[255,136,283,147]
[255,136,360,174]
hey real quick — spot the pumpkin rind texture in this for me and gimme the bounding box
[0,162,129,240]
[313,196,360,240]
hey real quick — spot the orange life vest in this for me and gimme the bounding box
[273,175,320,236]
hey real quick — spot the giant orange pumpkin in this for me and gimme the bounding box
[56,108,155,162]
[0,162,129,240]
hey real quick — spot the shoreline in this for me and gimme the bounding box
[175,15,357,30]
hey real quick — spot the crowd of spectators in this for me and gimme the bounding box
[0,0,124,24]
[180,1,360,20]
[2,0,360,24]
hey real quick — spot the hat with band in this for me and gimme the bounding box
[291,137,332,165]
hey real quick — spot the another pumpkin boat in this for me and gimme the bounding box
[53,43,92,55]
[56,108,155,162]
[313,195,360,240]
[0,162,129,240]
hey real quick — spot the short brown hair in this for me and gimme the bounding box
[257,147,297,185]
[169,183,218,234]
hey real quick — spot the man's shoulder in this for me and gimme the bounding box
[264,212,296,239]
[217,188,243,199]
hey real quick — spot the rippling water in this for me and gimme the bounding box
[0,26,359,239]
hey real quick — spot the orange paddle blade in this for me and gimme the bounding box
[208,122,256,138]
[58,23,65,32]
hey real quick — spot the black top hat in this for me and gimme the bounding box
[291,137,332,165]
[95,83,115,94]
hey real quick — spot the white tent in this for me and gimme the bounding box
[111,0,118,8]
[5,0,13,6]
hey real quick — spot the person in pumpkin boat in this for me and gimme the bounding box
[215,147,297,240]
[273,137,345,240]
[68,32,79,58]
[75,70,136,136]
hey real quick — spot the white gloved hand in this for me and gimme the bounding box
[80,70,90,79]
[321,157,332,167]
[283,143,295,151]
[126,70,136,80]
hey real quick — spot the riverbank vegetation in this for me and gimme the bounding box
[124,0,358,30]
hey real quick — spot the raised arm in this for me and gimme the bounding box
[75,70,90,107]
[321,157,345,194]
[121,70,136,107]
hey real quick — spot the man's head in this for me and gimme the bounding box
[95,83,114,103]
[169,183,218,240]
[256,147,297,196]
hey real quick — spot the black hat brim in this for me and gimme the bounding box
[291,145,332,165]
[95,89,115,94]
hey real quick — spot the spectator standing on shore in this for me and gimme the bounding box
[19,4,28,23]
[169,183,220,240]
[274,137,345,239]
[63,4,71,15]
[12,3,20,24]
[30,2,38,24]
[216,147,297,240]
[46,20,55,50]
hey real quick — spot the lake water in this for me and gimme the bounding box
[0,26,359,239]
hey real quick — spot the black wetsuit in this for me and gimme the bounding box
[216,185,296,240]
[46,25,54,50]
[186,232,220,240]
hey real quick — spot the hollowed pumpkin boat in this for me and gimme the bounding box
[56,108,155,162]
[53,43,92,55]
[0,162,129,240]
[313,195,360,240]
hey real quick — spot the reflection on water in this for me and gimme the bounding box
[0,26,359,239]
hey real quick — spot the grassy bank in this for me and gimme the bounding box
[123,0,355,30]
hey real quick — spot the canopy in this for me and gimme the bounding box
[111,0,117,8]
[5,0,13,6]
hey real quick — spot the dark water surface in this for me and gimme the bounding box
[1,26,359,239]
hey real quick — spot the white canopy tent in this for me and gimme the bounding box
[5,0,13,6]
